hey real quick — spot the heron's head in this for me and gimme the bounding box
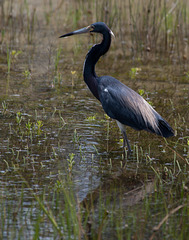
[59,22,114,38]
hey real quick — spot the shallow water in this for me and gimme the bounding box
[0,1,189,239]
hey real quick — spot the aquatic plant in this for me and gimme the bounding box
[129,67,141,79]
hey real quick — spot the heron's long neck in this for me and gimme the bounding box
[83,32,111,100]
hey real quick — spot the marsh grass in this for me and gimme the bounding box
[6,44,11,73]
[55,0,189,60]
[2,0,188,63]
[1,164,188,239]
[0,103,188,239]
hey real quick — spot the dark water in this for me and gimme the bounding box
[0,1,188,239]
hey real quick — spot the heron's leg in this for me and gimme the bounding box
[116,121,131,158]
[123,131,131,157]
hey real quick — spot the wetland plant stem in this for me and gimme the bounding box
[150,204,187,240]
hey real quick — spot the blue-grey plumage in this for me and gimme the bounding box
[60,22,174,157]
[97,75,173,138]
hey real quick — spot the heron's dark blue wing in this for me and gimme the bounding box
[98,76,174,137]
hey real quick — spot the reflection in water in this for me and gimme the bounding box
[81,172,155,209]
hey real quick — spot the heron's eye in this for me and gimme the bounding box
[90,25,95,32]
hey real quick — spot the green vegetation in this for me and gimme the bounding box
[129,67,141,80]
[22,69,31,78]
[6,45,11,73]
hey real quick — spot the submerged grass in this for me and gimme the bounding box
[1,162,188,239]
[0,102,188,239]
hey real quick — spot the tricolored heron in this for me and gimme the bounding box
[60,22,174,157]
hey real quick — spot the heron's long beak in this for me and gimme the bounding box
[59,26,91,38]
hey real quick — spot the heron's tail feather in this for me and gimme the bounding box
[157,119,174,138]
